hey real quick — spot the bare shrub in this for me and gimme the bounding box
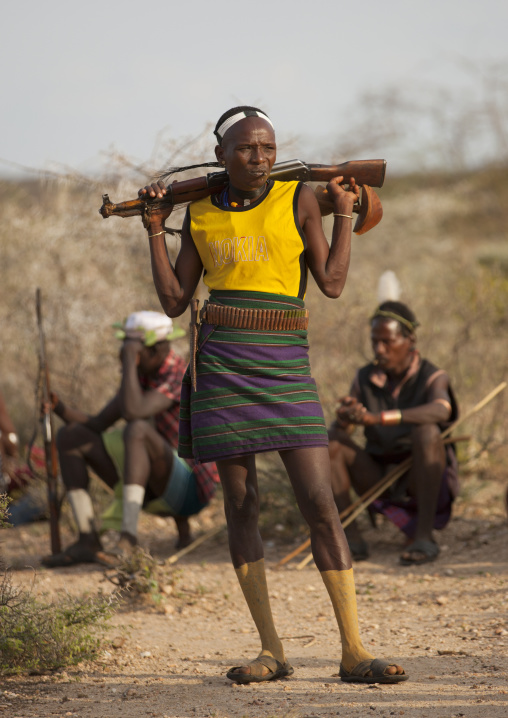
[0,564,115,675]
[103,547,169,601]
[327,60,508,172]
[0,493,115,675]
[0,494,11,528]
[1,123,507,533]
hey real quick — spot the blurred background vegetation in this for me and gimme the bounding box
[0,78,506,537]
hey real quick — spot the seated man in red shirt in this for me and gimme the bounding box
[42,311,219,567]
[328,300,459,566]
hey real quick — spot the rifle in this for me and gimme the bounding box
[99,159,386,235]
[35,288,61,555]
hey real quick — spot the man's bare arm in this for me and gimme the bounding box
[397,373,452,425]
[299,178,358,299]
[52,393,123,432]
[119,341,174,420]
[140,183,203,318]
[338,374,452,427]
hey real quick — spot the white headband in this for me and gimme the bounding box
[216,110,274,141]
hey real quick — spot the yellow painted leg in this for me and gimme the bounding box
[235,558,285,664]
[320,567,374,671]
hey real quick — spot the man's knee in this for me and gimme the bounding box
[411,423,443,455]
[328,422,351,446]
[328,437,348,463]
[225,484,259,526]
[123,419,153,443]
[299,484,339,529]
[56,423,92,453]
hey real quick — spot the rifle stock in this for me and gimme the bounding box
[99,158,386,235]
[315,182,383,235]
[36,288,61,555]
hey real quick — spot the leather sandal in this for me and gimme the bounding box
[340,658,408,684]
[400,539,439,566]
[226,655,294,684]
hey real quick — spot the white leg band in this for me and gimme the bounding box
[67,489,95,534]
[121,484,145,537]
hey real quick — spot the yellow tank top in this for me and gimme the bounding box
[188,180,308,298]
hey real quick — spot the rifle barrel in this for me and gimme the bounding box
[99,159,387,220]
[307,160,387,187]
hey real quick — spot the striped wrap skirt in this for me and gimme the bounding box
[178,290,329,463]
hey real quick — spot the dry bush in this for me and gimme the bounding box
[0,494,11,528]
[0,175,183,442]
[0,493,115,676]
[307,170,508,482]
[0,565,115,675]
[328,60,508,172]
[0,137,507,528]
[103,547,168,601]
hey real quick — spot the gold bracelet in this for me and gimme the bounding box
[148,229,166,238]
[333,213,353,219]
[381,409,402,426]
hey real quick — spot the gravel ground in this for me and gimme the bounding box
[1,483,507,718]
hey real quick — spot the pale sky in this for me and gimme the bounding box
[1,0,506,177]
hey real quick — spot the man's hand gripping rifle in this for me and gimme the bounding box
[99,159,386,235]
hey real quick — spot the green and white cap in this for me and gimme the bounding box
[113,311,185,346]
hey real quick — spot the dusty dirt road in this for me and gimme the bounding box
[1,488,507,718]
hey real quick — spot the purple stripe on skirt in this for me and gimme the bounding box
[179,322,328,462]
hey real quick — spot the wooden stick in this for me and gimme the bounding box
[296,550,316,569]
[276,536,311,567]
[167,523,226,565]
[441,382,506,440]
[293,383,506,571]
[296,460,413,570]
[338,434,471,523]
[277,436,470,569]
[96,478,115,496]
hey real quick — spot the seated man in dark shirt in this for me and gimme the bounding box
[328,301,459,566]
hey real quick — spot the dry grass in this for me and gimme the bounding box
[0,164,506,500]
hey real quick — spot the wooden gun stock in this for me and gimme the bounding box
[315,182,383,235]
[36,288,61,556]
[99,158,386,235]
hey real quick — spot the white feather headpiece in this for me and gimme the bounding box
[377,271,401,303]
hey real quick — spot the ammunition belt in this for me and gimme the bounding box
[201,303,309,331]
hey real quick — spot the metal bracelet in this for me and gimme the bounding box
[381,409,402,426]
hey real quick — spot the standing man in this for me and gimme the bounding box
[42,311,219,567]
[138,106,408,684]
[328,300,459,566]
